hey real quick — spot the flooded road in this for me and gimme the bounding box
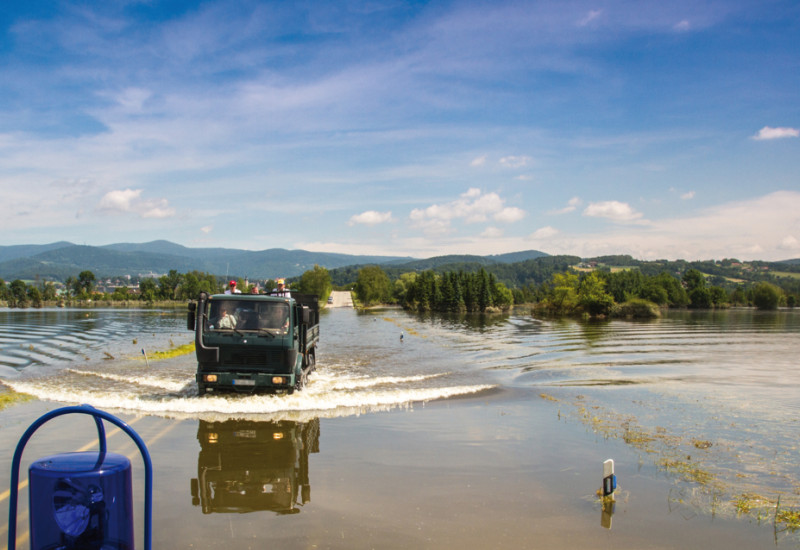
[1,306,799,548]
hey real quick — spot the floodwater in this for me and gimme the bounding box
[1,306,799,549]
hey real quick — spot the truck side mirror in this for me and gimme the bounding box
[187,303,196,331]
[302,306,310,324]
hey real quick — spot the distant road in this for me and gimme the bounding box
[328,290,354,308]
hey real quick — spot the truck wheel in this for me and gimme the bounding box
[197,383,207,396]
[308,350,316,371]
[294,371,307,392]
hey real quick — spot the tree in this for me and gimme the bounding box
[491,281,513,309]
[653,272,688,307]
[64,276,77,298]
[682,269,705,292]
[158,270,184,300]
[355,266,393,306]
[541,272,579,315]
[139,278,158,302]
[112,286,131,301]
[683,269,710,308]
[709,286,729,308]
[9,280,28,307]
[41,282,58,301]
[76,270,96,298]
[578,272,615,316]
[751,282,782,310]
[297,265,332,301]
[393,273,416,304]
[688,286,712,309]
[27,286,42,307]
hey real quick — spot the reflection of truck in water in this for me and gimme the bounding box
[190,419,320,515]
[187,292,320,395]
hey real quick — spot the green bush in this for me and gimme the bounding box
[611,298,661,319]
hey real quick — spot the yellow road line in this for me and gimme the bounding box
[0,416,143,505]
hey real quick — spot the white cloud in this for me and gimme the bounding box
[481,226,503,238]
[113,88,153,113]
[539,191,800,261]
[752,126,800,140]
[494,206,526,223]
[141,201,175,219]
[499,156,531,168]
[673,20,691,32]
[201,225,213,234]
[583,200,644,223]
[348,210,394,226]
[470,155,487,167]
[98,189,142,212]
[97,188,176,219]
[578,10,602,26]
[410,188,526,234]
[778,235,800,251]
[550,196,581,215]
[530,226,559,240]
[681,191,695,200]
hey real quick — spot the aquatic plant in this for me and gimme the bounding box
[150,342,195,359]
[540,392,800,537]
[0,386,33,410]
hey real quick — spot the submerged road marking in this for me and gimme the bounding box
[0,416,144,505]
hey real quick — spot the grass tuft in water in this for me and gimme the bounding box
[150,342,195,359]
[660,458,715,485]
[0,386,34,410]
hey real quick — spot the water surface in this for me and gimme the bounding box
[1,306,799,548]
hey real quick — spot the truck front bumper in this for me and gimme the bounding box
[197,371,296,393]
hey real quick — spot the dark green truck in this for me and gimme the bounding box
[187,291,320,395]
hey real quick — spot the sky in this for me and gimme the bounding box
[0,0,798,261]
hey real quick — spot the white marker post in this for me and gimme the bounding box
[142,348,150,368]
[602,459,616,496]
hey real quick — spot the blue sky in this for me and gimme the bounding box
[1,0,798,261]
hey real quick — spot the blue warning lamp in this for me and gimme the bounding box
[29,451,134,549]
[7,405,152,550]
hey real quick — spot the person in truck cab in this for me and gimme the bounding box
[217,307,237,329]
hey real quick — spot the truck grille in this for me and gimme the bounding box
[226,350,283,366]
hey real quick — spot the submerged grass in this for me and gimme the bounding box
[539,391,800,537]
[0,386,34,410]
[150,341,195,359]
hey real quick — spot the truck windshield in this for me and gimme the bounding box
[206,300,289,334]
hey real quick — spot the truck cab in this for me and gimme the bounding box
[187,292,320,395]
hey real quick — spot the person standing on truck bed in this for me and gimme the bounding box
[271,278,291,297]
[225,280,241,294]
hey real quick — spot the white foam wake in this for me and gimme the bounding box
[4,378,494,421]
[65,368,187,392]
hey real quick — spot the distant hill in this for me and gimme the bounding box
[488,250,550,263]
[328,250,553,287]
[0,241,75,263]
[0,241,413,281]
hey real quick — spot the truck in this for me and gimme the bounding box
[187,291,320,395]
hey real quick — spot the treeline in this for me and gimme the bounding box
[350,263,795,315]
[0,269,222,307]
[1,265,335,308]
[401,268,513,312]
